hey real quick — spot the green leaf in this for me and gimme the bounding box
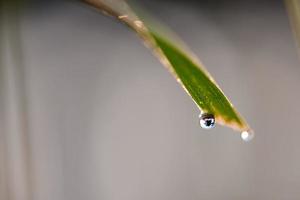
[285,0,300,54]
[83,0,252,133]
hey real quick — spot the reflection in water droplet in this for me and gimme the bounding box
[199,113,215,129]
[241,130,254,142]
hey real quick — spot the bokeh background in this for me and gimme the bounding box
[1,0,300,199]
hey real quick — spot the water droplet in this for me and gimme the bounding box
[199,113,215,129]
[241,130,254,142]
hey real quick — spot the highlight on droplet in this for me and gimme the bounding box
[241,130,255,142]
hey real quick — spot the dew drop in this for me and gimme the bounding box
[241,130,254,142]
[199,113,215,129]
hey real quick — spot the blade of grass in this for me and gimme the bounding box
[83,0,252,133]
[0,0,33,198]
[285,0,300,56]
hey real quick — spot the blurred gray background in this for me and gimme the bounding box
[1,0,300,199]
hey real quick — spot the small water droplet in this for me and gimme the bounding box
[199,113,215,129]
[241,130,254,142]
